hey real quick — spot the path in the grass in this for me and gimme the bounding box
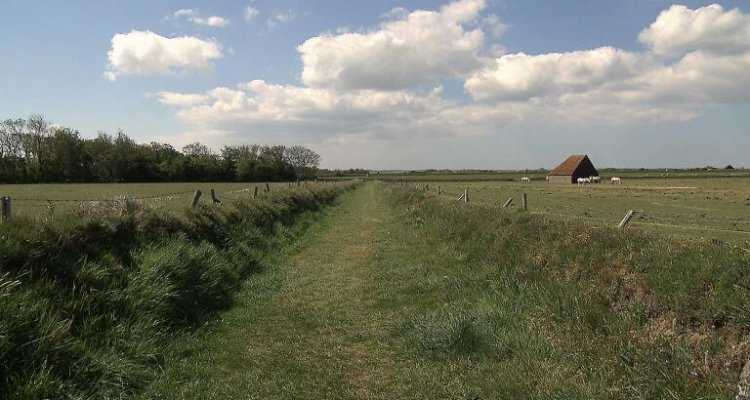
[141,182,419,399]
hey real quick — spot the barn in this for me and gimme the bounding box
[547,154,599,184]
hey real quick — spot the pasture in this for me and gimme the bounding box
[0,182,305,219]
[3,180,749,398]
[395,175,750,246]
[138,182,750,399]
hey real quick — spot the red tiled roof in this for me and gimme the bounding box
[549,155,587,176]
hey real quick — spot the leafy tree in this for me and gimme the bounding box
[0,115,322,183]
[48,127,88,182]
[284,145,321,179]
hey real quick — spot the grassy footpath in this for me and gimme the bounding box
[139,181,411,398]
[143,181,749,399]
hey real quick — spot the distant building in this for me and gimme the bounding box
[725,165,735,170]
[547,154,599,184]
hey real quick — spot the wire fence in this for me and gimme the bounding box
[12,190,196,204]
[0,181,326,221]
[393,181,750,236]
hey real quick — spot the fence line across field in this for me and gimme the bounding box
[395,181,750,234]
[0,180,322,221]
[11,190,196,203]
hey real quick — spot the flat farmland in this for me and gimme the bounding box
[0,182,299,219]
[412,176,750,246]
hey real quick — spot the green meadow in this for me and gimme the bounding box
[389,174,750,247]
[0,181,313,219]
[2,180,749,399]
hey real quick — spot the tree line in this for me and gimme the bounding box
[0,115,321,183]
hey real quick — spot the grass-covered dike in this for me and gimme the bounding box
[385,185,750,398]
[0,181,357,399]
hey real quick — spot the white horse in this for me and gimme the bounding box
[611,177,622,185]
[591,176,601,183]
[521,177,530,183]
[577,177,591,186]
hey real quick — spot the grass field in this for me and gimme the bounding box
[3,174,748,245]
[0,182,310,219]
[392,176,750,247]
[137,182,750,399]
[3,181,748,398]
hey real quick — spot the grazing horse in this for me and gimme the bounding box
[521,177,530,183]
[591,176,601,183]
[577,177,591,186]
[611,177,622,185]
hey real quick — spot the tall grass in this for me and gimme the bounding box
[0,182,356,399]
[385,185,750,398]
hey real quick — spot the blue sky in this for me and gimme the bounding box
[1,0,749,169]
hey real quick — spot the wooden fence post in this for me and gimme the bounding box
[1,196,11,222]
[266,182,271,192]
[297,179,301,187]
[437,186,442,195]
[191,190,202,208]
[463,188,469,203]
[502,197,513,208]
[210,189,220,204]
[618,209,636,228]
[522,192,528,211]
[253,186,258,199]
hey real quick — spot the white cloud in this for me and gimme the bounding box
[172,8,230,28]
[172,80,456,133]
[297,0,486,90]
[482,14,508,38]
[639,4,750,56]
[173,9,198,19]
[382,7,408,20]
[440,0,486,23]
[149,1,750,160]
[192,16,230,28]
[465,47,652,101]
[244,5,259,21]
[467,3,750,114]
[152,91,210,106]
[104,30,222,81]
[267,11,295,28]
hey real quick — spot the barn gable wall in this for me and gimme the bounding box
[571,158,599,180]
[547,175,572,184]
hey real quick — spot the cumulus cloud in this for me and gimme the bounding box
[467,3,750,112]
[172,8,230,28]
[639,4,750,56]
[104,30,222,81]
[298,0,486,90]
[149,1,750,155]
[170,80,459,136]
[465,47,652,101]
